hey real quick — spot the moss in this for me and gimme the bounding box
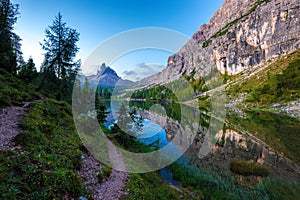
[230,160,269,176]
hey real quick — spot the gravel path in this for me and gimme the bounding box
[79,141,129,200]
[0,105,27,151]
[0,103,129,200]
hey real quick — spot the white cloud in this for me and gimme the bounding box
[122,63,165,81]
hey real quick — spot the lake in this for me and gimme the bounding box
[103,100,300,184]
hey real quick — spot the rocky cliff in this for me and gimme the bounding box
[142,0,300,85]
[77,63,133,88]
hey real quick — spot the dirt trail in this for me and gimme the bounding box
[79,141,129,200]
[0,103,129,200]
[0,105,27,151]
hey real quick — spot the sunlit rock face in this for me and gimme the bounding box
[141,0,300,86]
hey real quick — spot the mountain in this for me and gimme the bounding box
[141,0,300,86]
[78,63,133,88]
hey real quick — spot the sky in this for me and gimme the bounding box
[12,0,224,81]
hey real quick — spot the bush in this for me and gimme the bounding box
[102,165,112,177]
[230,160,269,176]
[97,165,112,184]
[97,171,104,184]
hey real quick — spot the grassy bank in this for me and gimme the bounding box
[123,173,198,200]
[166,160,300,200]
[227,49,300,106]
[0,100,86,199]
[105,126,198,200]
[0,68,40,108]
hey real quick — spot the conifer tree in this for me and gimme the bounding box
[38,12,81,102]
[18,57,37,83]
[0,0,22,73]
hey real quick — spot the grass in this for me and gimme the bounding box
[105,125,199,200]
[0,100,86,199]
[97,166,112,184]
[255,178,300,200]
[0,68,41,108]
[227,49,300,105]
[166,160,300,200]
[167,162,242,199]
[230,160,269,176]
[122,172,199,200]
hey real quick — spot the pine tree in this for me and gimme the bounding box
[18,57,38,83]
[38,12,81,102]
[0,0,22,73]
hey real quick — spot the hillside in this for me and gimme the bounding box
[226,48,300,118]
[1,0,300,199]
[0,68,40,108]
[140,0,300,87]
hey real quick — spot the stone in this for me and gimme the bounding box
[140,0,300,85]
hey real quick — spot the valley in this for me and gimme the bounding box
[0,0,299,199]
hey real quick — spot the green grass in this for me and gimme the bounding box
[97,165,112,184]
[167,162,242,199]
[230,160,269,176]
[255,179,300,200]
[122,172,199,200]
[0,100,86,199]
[106,125,199,200]
[227,49,300,105]
[166,160,300,200]
[97,165,113,184]
[0,68,41,108]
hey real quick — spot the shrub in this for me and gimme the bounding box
[97,171,104,184]
[102,165,112,177]
[97,165,112,184]
[230,160,269,176]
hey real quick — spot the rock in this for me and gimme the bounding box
[140,0,300,85]
[272,103,281,108]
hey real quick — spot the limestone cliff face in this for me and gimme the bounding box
[142,0,300,85]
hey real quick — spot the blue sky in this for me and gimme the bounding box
[13,0,223,80]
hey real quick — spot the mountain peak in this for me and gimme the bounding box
[102,66,119,77]
[141,0,300,86]
[96,63,107,75]
[76,64,132,88]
